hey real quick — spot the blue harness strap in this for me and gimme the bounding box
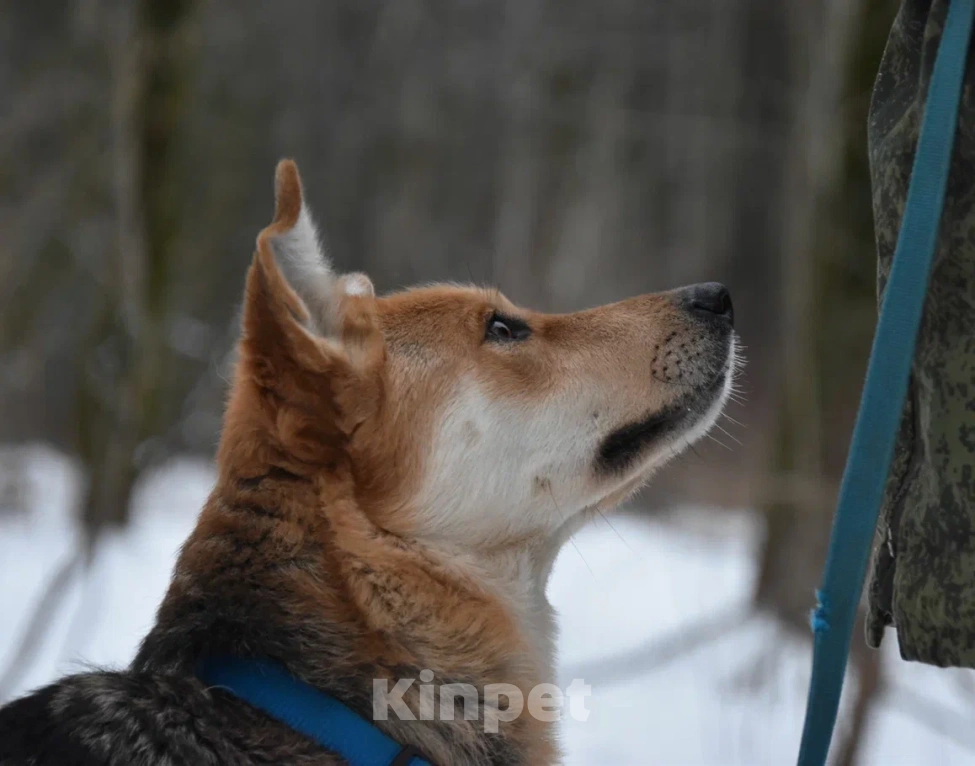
[199,657,432,766]
[796,1,975,764]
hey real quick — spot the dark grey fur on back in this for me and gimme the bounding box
[0,671,331,765]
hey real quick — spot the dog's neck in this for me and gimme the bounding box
[425,535,561,682]
[134,468,562,765]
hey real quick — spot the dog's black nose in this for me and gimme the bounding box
[682,282,734,325]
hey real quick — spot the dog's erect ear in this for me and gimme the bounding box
[255,159,375,335]
[239,161,383,432]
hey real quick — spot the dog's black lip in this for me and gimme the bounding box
[595,405,687,474]
[595,369,727,475]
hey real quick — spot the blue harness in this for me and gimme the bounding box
[796,0,975,763]
[199,657,432,766]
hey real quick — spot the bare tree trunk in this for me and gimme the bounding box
[81,0,198,533]
[754,0,897,762]
[492,0,546,306]
[547,68,628,309]
[0,0,200,698]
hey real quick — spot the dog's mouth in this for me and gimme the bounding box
[594,357,732,476]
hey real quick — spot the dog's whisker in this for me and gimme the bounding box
[713,422,743,447]
[594,507,636,554]
[567,535,594,577]
[547,486,594,577]
[705,433,734,451]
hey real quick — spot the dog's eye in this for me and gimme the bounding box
[489,318,512,340]
[485,313,531,343]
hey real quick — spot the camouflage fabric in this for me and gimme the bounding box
[866,0,975,667]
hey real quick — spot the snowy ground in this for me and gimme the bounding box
[2,445,974,764]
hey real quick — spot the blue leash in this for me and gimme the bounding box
[199,657,431,766]
[796,1,975,764]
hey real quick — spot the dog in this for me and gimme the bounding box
[0,160,738,765]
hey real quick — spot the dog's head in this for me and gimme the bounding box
[219,160,738,552]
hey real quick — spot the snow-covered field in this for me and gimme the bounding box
[2,445,974,764]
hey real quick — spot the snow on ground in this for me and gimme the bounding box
[2,445,974,764]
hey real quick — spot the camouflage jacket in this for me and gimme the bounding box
[867,0,975,667]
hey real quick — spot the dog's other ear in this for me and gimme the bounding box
[236,161,383,456]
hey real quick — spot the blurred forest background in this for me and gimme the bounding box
[4,0,964,763]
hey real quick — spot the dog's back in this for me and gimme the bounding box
[0,671,339,765]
